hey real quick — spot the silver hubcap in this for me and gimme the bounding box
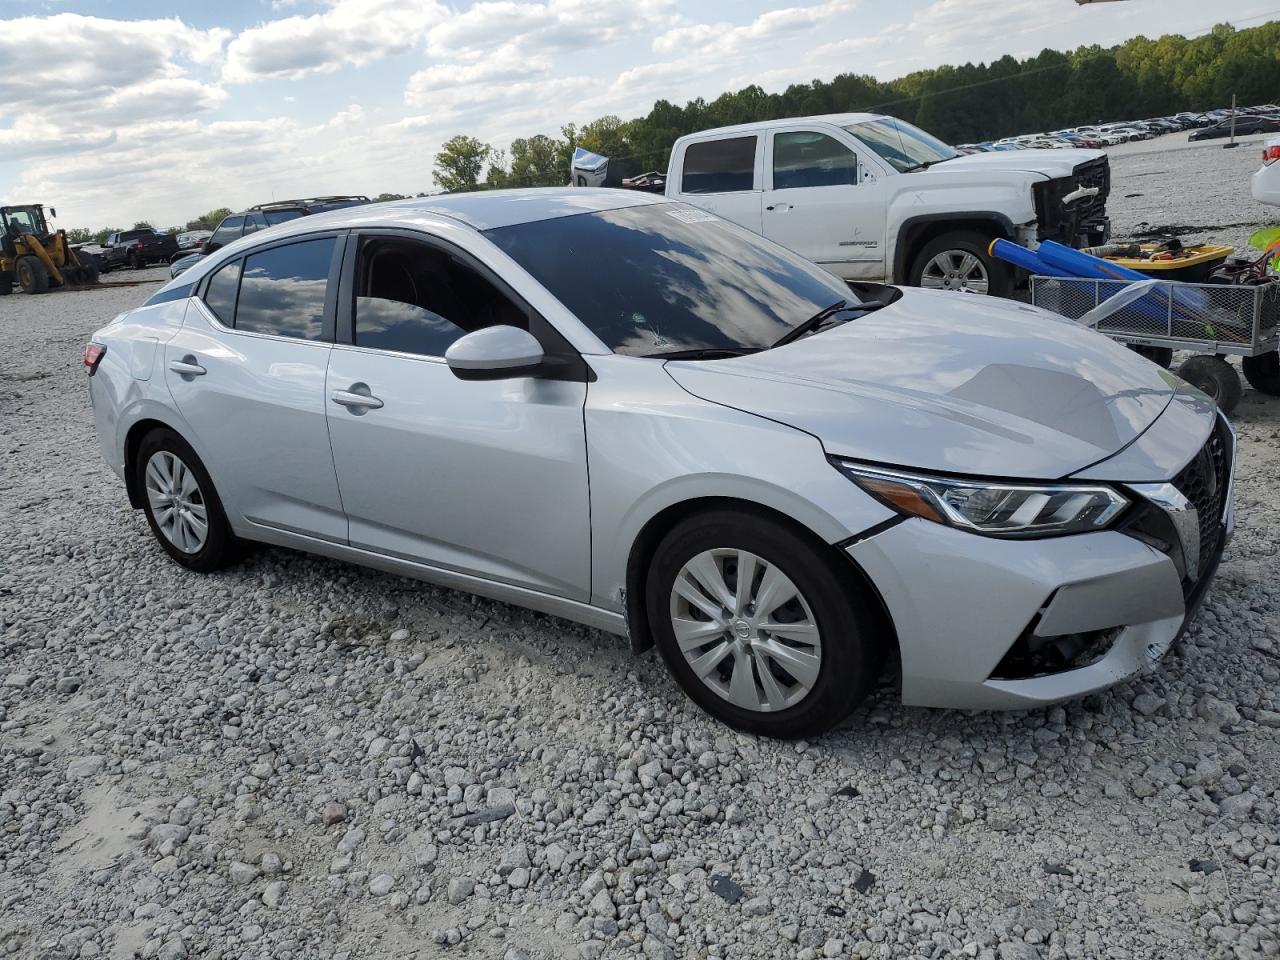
[920,249,989,294]
[144,451,208,553]
[669,549,822,713]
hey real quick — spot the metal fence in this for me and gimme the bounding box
[1029,276,1280,357]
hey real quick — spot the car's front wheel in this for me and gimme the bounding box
[908,230,1012,297]
[136,428,239,572]
[646,510,884,738]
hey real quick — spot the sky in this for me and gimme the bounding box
[2,0,1277,229]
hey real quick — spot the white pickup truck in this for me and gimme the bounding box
[663,113,1110,296]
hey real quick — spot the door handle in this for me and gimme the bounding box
[331,389,384,411]
[765,203,792,212]
[168,358,206,376]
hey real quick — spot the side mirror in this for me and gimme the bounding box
[445,326,544,381]
[202,239,214,254]
[49,207,57,219]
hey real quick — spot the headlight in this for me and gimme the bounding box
[831,460,1129,538]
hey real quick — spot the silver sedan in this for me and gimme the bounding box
[86,189,1233,737]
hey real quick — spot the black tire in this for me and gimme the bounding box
[1127,344,1174,368]
[907,230,1013,298]
[15,255,50,294]
[80,260,100,284]
[130,251,143,270]
[1177,355,1243,414]
[645,509,885,738]
[59,265,83,287]
[0,271,12,295]
[1241,351,1280,396]
[135,428,240,573]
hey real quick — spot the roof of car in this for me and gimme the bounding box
[673,113,884,139]
[293,187,669,232]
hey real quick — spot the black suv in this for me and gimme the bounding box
[205,196,371,255]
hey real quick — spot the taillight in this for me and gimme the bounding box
[135,240,145,249]
[1264,145,1280,165]
[84,343,106,375]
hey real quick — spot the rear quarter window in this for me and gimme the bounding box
[681,137,757,194]
[233,238,335,340]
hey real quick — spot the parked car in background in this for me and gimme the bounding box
[174,230,211,257]
[169,196,371,277]
[86,188,1234,737]
[662,113,1110,296]
[1190,116,1280,142]
[1253,136,1280,206]
[100,229,179,271]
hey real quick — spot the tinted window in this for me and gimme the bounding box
[210,216,244,248]
[682,137,756,194]
[773,132,857,189]
[203,259,241,326]
[486,204,857,357]
[264,209,305,226]
[354,238,527,357]
[121,229,153,241]
[243,212,268,234]
[235,238,335,340]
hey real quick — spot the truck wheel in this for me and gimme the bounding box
[1242,351,1280,396]
[80,260,100,284]
[16,256,50,294]
[130,252,143,270]
[1177,355,1242,414]
[908,230,1012,297]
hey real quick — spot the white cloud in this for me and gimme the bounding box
[0,13,227,116]
[652,0,857,57]
[223,0,447,82]
[426,0,676,59]
[406,47,553,101]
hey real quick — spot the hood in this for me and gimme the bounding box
[930,148,1103,179]
[665,288,1180,480]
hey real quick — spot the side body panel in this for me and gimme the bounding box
[163,299,346,542]
[324,346,592,600]
[584,355,897,613]
[663,137,765,233]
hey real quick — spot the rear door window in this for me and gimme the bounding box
[203,259,241,326]
[681,137,757,194]
[234,237,335,340]
[243,212,269,234]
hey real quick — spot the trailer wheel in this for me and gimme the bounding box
[16,256,50,294]
[1241,351,1280,396]
[1127,344,1174,368]
[1177,355,1242,414]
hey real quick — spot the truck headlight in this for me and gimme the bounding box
[831,460,1129,538]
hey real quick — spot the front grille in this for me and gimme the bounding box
[1033,156,1111,246]
[1171,420,1230,587]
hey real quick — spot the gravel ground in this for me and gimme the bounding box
[2,150,1279,960]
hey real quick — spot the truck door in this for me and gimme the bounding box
[761,128,887,281]
[672,135,763,233]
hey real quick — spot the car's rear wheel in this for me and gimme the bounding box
[136,428,239,572]
[1242,350,1280,396]
[646,509,884,738]
[908,230,1012,297]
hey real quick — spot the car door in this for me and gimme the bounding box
[761,128,887,281]
[674,135,764,232]
[323,230,592,600]
[164,233,348,542]
[205,215,244,255]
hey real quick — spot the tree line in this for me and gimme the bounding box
[433,19,1280,191]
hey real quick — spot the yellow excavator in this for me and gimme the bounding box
[1,203,100,295]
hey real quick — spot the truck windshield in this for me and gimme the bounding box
[485,204,860,357]
[843,117,958,173]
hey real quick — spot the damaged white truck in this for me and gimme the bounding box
[655,113,1111,296]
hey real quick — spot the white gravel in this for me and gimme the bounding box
[2,158,1279,960]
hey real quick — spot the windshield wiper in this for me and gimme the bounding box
[771,299,863,348]
[644,347,760,360]
[900,157,952,173]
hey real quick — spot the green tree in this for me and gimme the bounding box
[433,135,492,193]
[505,135,566,187]
[64,227,93,244]
[186,208,232,232]
[93,227,122,245]
[373,193,407,202]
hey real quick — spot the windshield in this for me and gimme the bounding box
[843,117,958,172]
[484,204,859,357]
[3,207,44,236]
[264,209,306,226]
